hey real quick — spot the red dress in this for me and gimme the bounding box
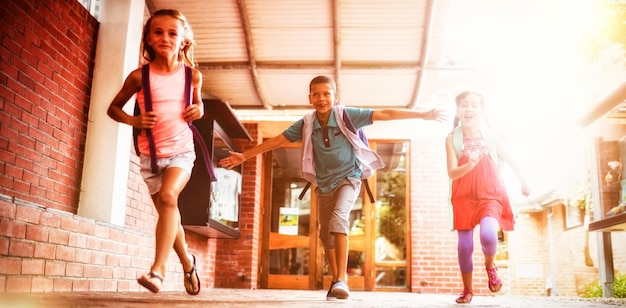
[451,137,515,231]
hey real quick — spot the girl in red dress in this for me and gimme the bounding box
[445,91,531,304]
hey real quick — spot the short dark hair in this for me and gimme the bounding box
[309,76,336,93]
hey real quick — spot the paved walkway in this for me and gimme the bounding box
[0,289,624,308]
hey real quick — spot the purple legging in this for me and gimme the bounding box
[457,216,499,273]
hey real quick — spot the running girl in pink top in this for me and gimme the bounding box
[107,9,203,295]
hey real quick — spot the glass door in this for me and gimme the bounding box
[260,141,410,291]
[261,145,319,289]
[373,141,409,290]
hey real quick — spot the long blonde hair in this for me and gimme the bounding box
[141,9,196,67]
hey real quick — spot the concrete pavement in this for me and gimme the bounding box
[0,289,624,308]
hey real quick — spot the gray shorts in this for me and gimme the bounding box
[140,151,196,195]
[317,177,361,250]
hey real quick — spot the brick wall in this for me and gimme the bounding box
[0,0,97,212]
[0,0,624,297]
[214,123,262,288]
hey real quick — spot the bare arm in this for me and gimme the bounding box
[371,108,447,122]
[445,134,481,180]
[219,134,291,170]
[106,68,154,129]
[183,68,204,122]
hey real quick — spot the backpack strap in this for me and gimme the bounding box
[135,64,216,181]
[297,108,377,203]
[183,66,217,182]
[342,108,375,204]
[141,64,159,174]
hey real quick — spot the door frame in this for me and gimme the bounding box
[259,144,320,289]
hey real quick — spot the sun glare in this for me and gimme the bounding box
[445,0,625,198]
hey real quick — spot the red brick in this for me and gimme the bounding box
[39,212,61,228]
[52,278,72,292]
[103,279,117,292]
[44,260,65,276]
[65,263,83,277]
[21,258,45,275]
[61,217,80,232]
[8,239,34,257]
[85,236,101,251]
[90,251,106,266]
[74,248,91,264]
[25,224,49,242]
[55,245,75,262]
[48,228,69,245]
[0,237,9,255]
[30,277,54,292]
[68,232,86,248]
[0,202,16,219]
[72,279,89,291]
[88,279,105,291]
[77,220,95,236]
[0,219,26,238]
[93,225,110,239]
[83,264,99,278]
[116,279,132,291]
[4,276,31,292]
[0,257,21,274]
[33,242,56,259]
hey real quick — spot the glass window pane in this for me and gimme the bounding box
[269,248,310,275]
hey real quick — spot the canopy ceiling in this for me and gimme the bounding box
[146,0,484,119]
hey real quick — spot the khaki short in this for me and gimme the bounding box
[316,177,361,250]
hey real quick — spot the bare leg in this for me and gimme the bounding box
[325,248,338,282]
[148,167,191,276]
[484,254,495,269]
[461,271,473,291]
[334,233,349,282]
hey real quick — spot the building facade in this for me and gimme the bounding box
[1,0,624,296]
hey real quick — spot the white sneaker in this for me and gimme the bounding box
[330,280,350,299]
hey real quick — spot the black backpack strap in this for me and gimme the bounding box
[132,102,141,156]
[362,179,375,204]
[141,64,159,174]
[298,182,311,200]
[183,66,217,182]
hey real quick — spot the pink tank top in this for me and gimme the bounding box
[135,64,194,157]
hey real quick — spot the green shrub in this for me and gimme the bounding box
[582,273,626,298]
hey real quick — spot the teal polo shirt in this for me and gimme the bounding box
[283,107,373,193]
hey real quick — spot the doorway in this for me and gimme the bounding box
[259,141,410,291]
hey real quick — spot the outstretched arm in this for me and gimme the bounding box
[371,108,447,122]
[219,134,291,170]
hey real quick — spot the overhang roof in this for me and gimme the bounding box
[147,0,480,118]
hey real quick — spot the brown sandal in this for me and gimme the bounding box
[487,265,502,292]
[455,289,473,304]
[184,254,201,295]
[137,271,163,293]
